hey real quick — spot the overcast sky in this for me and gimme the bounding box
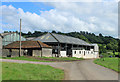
[0,0,119,38]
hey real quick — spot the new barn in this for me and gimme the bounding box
[0,32,26,46]
[34,33,99,58]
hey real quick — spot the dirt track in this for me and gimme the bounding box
[0,59,118,80]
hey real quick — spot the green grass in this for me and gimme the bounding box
[40,56,83,61]
[2,62,64,80]
[94,58,119,72]
[2,56,83,62]
[2,56,53,62]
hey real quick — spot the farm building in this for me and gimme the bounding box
[0,32,26,46]
[34,33,99,58]
[3,41,52,57]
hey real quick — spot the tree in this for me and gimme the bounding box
[106,43,113,50]
[99,33,103,37]
[52,30,56,33]
[4,31,9,33]
[76,35,89,43]
[118,40,120,52]
[15,31,18,33]
[28,31,32,35]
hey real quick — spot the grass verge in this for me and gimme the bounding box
[94,58,119,72]
[2,62,64,80]
[2,56,83,62]
[2,56,53,62]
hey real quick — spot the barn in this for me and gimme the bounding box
[3,41,52,57]
[34,33,99,58]
[0,32,26,46]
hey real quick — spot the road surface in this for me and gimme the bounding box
[0,59,118,80]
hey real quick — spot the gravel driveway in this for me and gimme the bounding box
[0,59,118,80]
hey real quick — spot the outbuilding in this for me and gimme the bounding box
[3,41,52,57]
[0,32,26,46]
[34,33,99,58]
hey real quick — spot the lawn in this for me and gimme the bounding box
[2,56,53,62]
[2,56,83,62]
[2,62,64,80]
[94,58,119,72]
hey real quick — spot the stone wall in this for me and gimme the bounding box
[42,48,52,57]
[33,49,42,57]
[2,49,9,57]
[2,49,23,57]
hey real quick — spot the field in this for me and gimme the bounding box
[2,62,64,80]
[2,56,83,62]
[94,58,119,72]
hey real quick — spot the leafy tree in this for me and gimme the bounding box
[28,31,32,35]
[99,33,103,37]
[52,30,56,33]
[106,43,113,50]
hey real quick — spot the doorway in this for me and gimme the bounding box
[27,49,33,56]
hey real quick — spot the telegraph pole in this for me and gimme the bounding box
[19,19,22,57]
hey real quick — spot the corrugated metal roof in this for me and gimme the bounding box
[34,33,92,46]
[34,33,58,43]
[26,37,36,41]
[4,41,51,49]
[0,32,16,37]
[51,33,91,45]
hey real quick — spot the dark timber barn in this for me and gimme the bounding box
[34,33,99,58]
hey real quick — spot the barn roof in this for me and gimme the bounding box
[4,41,51,49]
[34,33,92,46]
[0,32,16,37]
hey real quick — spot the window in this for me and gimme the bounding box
[74,51,76,54]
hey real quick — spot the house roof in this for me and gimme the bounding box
[4,41,51,49]
[34,33,93,46]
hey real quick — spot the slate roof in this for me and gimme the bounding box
[4,41,51,49]
[34,33,92,46]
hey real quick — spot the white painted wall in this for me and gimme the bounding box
[72,49,99,59]
[60,51,67,57]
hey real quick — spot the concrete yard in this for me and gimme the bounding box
[0,59,118,80]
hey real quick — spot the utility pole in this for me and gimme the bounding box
[19,19,22,57]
